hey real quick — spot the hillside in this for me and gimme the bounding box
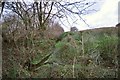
[2,26,118,78]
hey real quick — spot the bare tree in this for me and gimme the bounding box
[1,0,99,73]
[1,0,97,30]
[1,0,97,50]
[0,1,5,18]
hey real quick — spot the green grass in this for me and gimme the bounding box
[2,27,118,78]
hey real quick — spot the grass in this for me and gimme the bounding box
[2,26,118,78]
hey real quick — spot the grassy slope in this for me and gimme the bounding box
[2,27,118,78]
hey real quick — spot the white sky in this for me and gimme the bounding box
[63,0,120,31]
[1,0,120,31]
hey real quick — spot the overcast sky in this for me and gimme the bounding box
[63,0,120,31]
[1,0,120,31]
